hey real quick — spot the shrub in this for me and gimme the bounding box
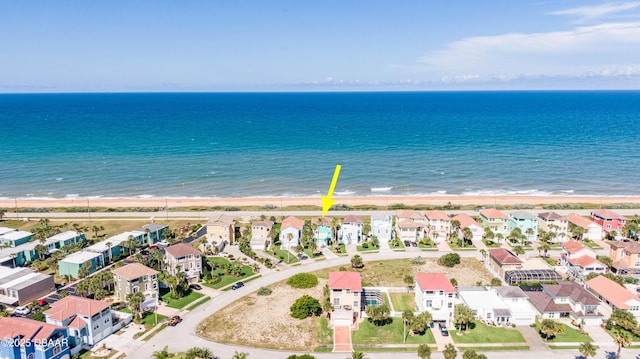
[257,287,273,296]
[437,253,461,267]
[287,273,319,288]
[410,256,426,265]
[287,355,316,359]
[290,295,322,319]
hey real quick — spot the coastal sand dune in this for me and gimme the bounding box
[1,195,640,209]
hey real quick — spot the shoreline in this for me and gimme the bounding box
[1,195,640,209]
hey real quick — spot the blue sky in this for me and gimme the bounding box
[1,1,640,92]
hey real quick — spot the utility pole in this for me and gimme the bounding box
[14,198,18,219]
[87,199,92,225]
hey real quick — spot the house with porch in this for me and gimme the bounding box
[565,213,603,241]
[560,240,607,279]
[525,281,602,325]
[590,209,626,237]
[414,273,456,323]
[313,217,333,248]
[609,241,640,276]
[340,215,363,244]
[329,271,363,328]
[206,214,236,244]
[0,230,33,248]
[396,211,425,243]
[164,243,202,283]
[111,263,159,308]
[585,275,640,322]
[487,248,523,280]
[479,208,510,239]
[425,210,451,242]
[250,220,274,250]
[58,251,105,279]
[371,214,392,242]
[44,295,113,354]
[537,211,569,242]
[508,211,539,242]
[0,317,71,359]
[451,213,484,241]
[280,216,304,249]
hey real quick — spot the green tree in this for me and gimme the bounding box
[351,254,364,269]
[608,309,639,332]
[152,346,172,359]
[365,304,391,326]
[454,304,474,333]
[613,330,631,359]
[404,274,414,289]
[417,343,431,359]
[0,208,6,221]
[597,255,613,269]
[579,342,597,359]
[443,343,457,359]
[290,295,322,319]
[490,277,502,286]
[362,223,371,238]
[346,350,367,359]
[462,228,473,247]
[34,244,48,260]
[437,253,461,267]
[539,319,564,341]
[537,242,551,257]
[450,278,458,287]
[287,355,316,359]
[410,312,432,335]
[126,291,145,319]
[513,245,525,256]
[231,351,249,359]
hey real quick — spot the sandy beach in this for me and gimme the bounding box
[1,195,640,209]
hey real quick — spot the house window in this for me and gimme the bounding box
[448,293,453,298]
[143,275,148,281]
[425,291,434,294]
[53,346,62,355]
[346,289,350,294]
[104,318,110,324]
[448,303,453,309]
[133,286,139,293]
[153,282,157,289]
[333,298,340,306]
[635,262,640,267]
[630,306,639,311]
[94,323,100,330]
[126,287,130,294]
[549,313,555,318]
[426,300,432,307]
[354,301,359,308]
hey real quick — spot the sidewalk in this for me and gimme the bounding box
[516,325,549,351]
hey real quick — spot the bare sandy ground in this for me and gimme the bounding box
[2,195,639,209]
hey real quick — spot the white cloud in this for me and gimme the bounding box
[548,1,640,21]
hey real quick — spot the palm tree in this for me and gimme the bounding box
[613,330,631,359]
[346,350,367,359]
[0,208,6,221]
[450,219,461,242]
[164,274,178,297]
[34,244,48,260]
[152,346,172,359]
[579,342,597,359]
[539,319,564,341]
[479,249,487,262]
[537,242,551,258]
[185,347,214,359]
[231,351,249,359]
[513,245,525,256]
[105,242,112,263]
[126,291,145,319]
[443,343,457,359]
[462,228,473,248]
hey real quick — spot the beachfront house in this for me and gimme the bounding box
[0,266,55,306]
[565,213,603,241]
[85,230,146,265]
[414,273,456,323]
[206,214,236,244]
[139,223,168,245]
[371,214,392,242]
[425,210,451,242]
[0,230,33,248]
[0,317,71,359]
[479,208,509,239]
[280,216,304,249]
[111,263,159,307]
[487,248,523,280]
[44,296,114,352]
[451,213,485,242]
[58,251,105,279]
[590,209,627,237]
[329,271,363,327]
[525,281,602,325]
[340,215,363,244]
[537,211,569,242]
[508,211,539,243]
[313,217,333,248]
[560,240,607,279]
[586,275,640,322]
[164,243,202,283]
[250,220,274,250]
[609,241,640,276]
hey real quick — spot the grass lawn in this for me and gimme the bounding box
[204,256,255,289]
[451,322,526,343]
[549,243,563,249]
[220,274,262,291]
[317,317,333,346]
[606,327,640,342]
[389,292,415,312]
[185,295,211,311]
[132,311,168,339]
[418,242,436,250]
[160,288,204,309]
[357,245,379,252]
[584,241,603,250]
[333,244,347,254]
[268,247,300,264]
[304,248,323,259]
[482,240,500,248]
[79,348,117,359]
[533,322,592,342]
[142,323,167,341]
[456,345,530,351]
[352,318,435,345]
[544,257,558,266]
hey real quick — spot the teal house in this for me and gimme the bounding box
[508,211,539,242]
[139,223,168,245]
[2,231,86,267]
[0,230,33,247]
[58,251,104,279]
[313,217,333,248]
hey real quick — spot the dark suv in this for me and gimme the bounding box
[439,323,449,336]
[231,281,244,290]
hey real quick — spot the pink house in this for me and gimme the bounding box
[590,209,626,236]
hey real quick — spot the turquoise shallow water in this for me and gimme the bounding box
[1,91,639,199]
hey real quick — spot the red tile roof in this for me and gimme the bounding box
[396,210,425,221]
[0,317,63,342]
[591,209,624,220]
[44,295,111,321]
[398,219,421,229]
[488,248,523,265]
[567,256,602,268]
[479,208,508,220]
[586,275,640,310]
[282,216,305,230]
[425,210,450,221]
[343,215,363,224]
[565,213,597,229]
[68,316,87,329]
[562,240,587,254]
[329,271,362,291]
[415,273,456,293]
[111,263,159,281]
[164,243,202,258]
[312,217,333,226]
[251,221,274,228]
[452,213,481,229]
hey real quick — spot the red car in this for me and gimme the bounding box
[37,299,47,306]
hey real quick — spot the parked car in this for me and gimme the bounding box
[140,249,150,255]
[167,315,182,326]
[403,240,411,247]
[14,306,31,315]
[231,281,244,290]
[37,299,48,306]
[439,322,449,336]
[218,252,229,257]
[189,284,202,290]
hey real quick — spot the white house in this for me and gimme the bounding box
[560,240,607,279]
[414,273,456,323]
[340,215,363,244]
[493,286,537,325]
[538,211,569,242]
[280,216,304,249]
[250,220,274,250]
[452,213,485,242]
[396,210,425,243]
[565,213,603,241]
[457,287,512,325]
[370,214,392,242]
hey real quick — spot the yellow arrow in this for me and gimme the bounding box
[321,164,341,217]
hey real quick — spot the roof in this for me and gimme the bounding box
[207,213,235,226]
[493,286,528,298]
[251,221,274,228]
[111,263,159,281]
[0,266,53,291]
[398,219,421,229]
[313,217,333,227]
[609,241,640,253]
[396,210,425,221]
[567,256,602,268]
[164,243,201,258]
[0,230,32,240]
[526,291,572,313]
[479,208,508,220]
[538,211,565,221]
[591,209,624,220]
[60,250,102,264]
[0,227,16,236]
[543,281,600,305]
[140,223,168,232]
[282,216,304,230]
[488,248,523,265]
[329,271,362,291]
[46,230,83,242]
[44,295,110,320]
[0,317,63,341]
[563,240,590,254]
[67,316,87,329]
[565,213,598,229]
[452,213,481,229]
[415,273,456,293]
[509,211,538,220]
[586,275,640,310]
[343,215,363,224]
[425,210,450,221]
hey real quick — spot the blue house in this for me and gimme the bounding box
[313,217,333,247]
[58,251,104,279]
[139,223,168,245]
[0,230,33,247]
[508,211,539,243]
[0,317,70,359]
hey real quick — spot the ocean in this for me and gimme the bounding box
[1,91,639,199]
